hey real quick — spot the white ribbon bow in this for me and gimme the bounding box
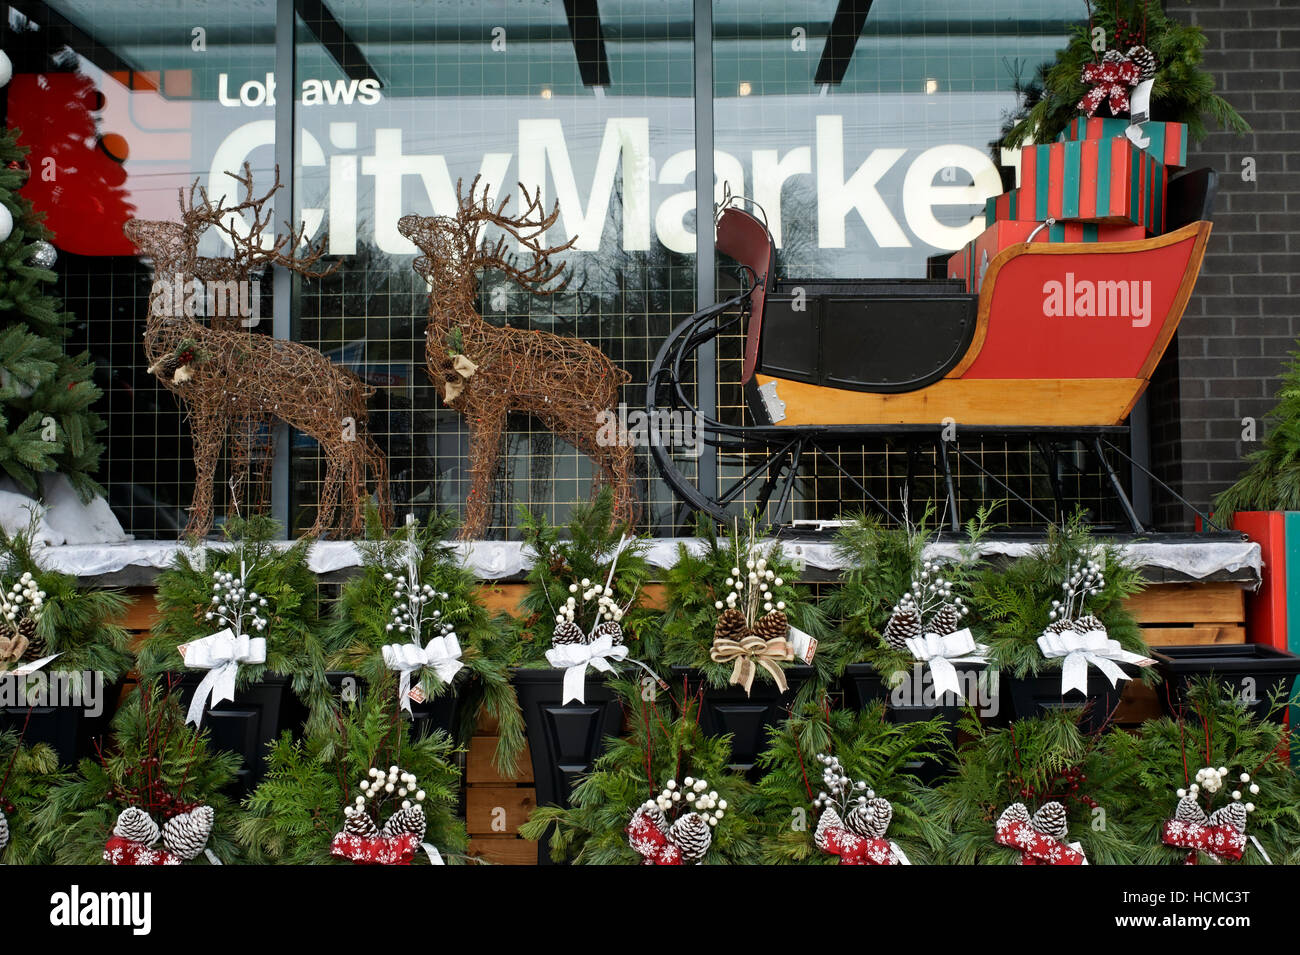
[382,635,465,712]
[545,635,629,704]
[180,628,267,726]
[904,628,987,701]
[1036,628,1152,696]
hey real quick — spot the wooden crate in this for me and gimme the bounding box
[1112,581,1248,723]
[463,709,539,865]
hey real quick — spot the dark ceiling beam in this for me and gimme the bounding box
[562,0,611,87]
[7,0,142,76]
[293,0,381,85]
[814,0,875,86]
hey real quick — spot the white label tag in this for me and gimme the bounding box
[788,625,817,664]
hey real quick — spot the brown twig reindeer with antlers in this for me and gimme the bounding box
[124,164,390,538]
[399,177,636,538]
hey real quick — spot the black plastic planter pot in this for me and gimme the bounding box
[173,672,297,796]
[842,662,994,782]
[513,668,624,865]
[0,675,125,768]
[1002,670,1128,734]
[670,665,814,781]
[1154,644,1300,724]
[319,672,460,741]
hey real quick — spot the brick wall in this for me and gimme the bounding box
[1150,0,1300,528]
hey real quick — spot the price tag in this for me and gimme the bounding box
[787,625,818,664]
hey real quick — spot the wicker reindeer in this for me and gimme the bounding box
[399,178,636,538]
[124,165,390,538]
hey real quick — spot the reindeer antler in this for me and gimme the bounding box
[457,177,576,295]
[184,164,339,280]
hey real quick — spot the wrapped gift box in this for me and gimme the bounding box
[953,219,1146,294]
[1058,116,1188,169]
[985,136,1166,232]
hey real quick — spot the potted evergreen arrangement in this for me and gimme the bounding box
[753,701,949,864]
[36,684,242,864]
[510,490,659,826]
[323,508,523,774]
[1003,0,1249,149]
[136,515,327,794]
[822,508,995,775]
[0,729,66,865]
[239,687,468,865]
[520,680,761,865]
[972,512,1154,732]
[922,709,1139,864]
[1102,679,1300,865]
[0,515,133,766]
[659,515,833,777]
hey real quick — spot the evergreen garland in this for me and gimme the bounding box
[657,514,835,694]
[0,729,66,865]
[0,127,105,500]
[1214,343,1300,518]
[752,701,951,864]
[519,680,762,864]
[35,684,243,864]
[238,687,468,865]
[1004,0,1249,148]
[922,710,1141,864]
[1101,679,1300,865]
[323,504,523,774]
[0,514,133,681]
[512,488,657,666]
[971,511,1150,680]
[136,515,329,715]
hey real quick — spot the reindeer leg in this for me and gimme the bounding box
[566,412,639,532]
[364,434,392,531]
[309,449,343,539]
[460,406,507,540]
[184,397,224,539]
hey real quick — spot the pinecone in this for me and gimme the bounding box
[639,804,668,834]
[552,620,585,646]
[15,616,41,660]
[113,807,160,846]
[667,811,712,861]
[928,603,963,636]
[753,609,789,642]
[1175,795,1207,826]
[1032,801,1069,840]
[814,805,843,852]
[1074,614,1105,634]
[1102,48,1127,64]
[344,809,381,839]
[714,608,748,642]
[882,608,922,651]
[997,803,1030,828]
[1127,45,1157,80]
[162,805,214,860]
[594,620,624,646]
[846,797,893,838]
[383,804,428,843]
[0,809,9,854]
[1208,801,1247,833]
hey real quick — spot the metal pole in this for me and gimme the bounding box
[271,0,296,535]
[693,0,718,509]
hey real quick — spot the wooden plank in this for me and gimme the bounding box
[1125,583,1244,625]
[467,836,538,866]
[115,589,159,632]
[475,707,499,734]
[467,736,533,784]
[1141,625,1246,646]
[466,785,536,835]
[476,583,529,617]
[1112,681,1163,724]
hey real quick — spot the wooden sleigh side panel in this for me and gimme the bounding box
[753,220,1211,428]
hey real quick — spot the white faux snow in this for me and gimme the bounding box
[0,474,130,546]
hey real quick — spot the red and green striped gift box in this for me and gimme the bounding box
[1058,117,1188,168]
[952,219,1146,293]
[988,137,1166,232]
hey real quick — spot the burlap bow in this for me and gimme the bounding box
[710,633,792,695]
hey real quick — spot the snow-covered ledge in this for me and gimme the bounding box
[34,537,1263,587]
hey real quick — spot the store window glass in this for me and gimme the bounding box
[291,0,696,537]
[6,0,278,536]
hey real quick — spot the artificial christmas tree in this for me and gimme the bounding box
[0,127,104,500]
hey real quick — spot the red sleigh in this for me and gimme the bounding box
[647,129,1216,531]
